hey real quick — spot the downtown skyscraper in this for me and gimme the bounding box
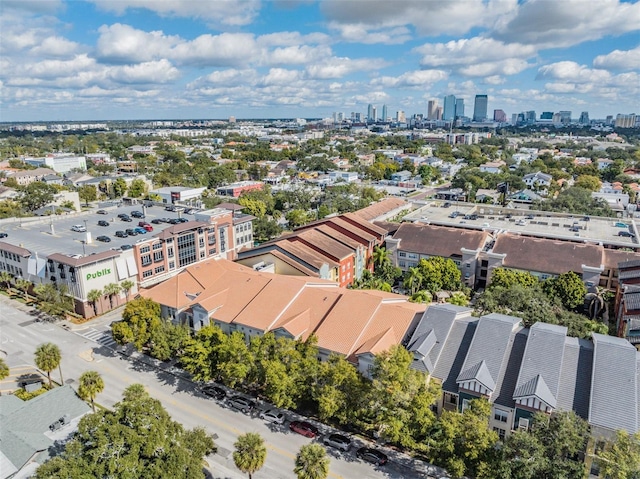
[473,95,488,122]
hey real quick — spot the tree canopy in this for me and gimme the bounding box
[35,384,216,479]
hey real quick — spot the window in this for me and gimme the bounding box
[154,265,165,274]
[444,393,458,405]
[399,252,406,257]
[518,418,530,431]
[177,232,197,267]
[209,248,216,255]
[142,270,153,278]
[494,409,508,423]
[208,231,216,245]
[167,247,174,258]
[461,398,470,412]
[140,245,150,254]
[408,253,418,259]
[152,243,163,250]
[169,261,175,269]
[466,262,471,268]
[493,427,506,441]
[399,261,406,268]
[153,251,163,263]
[141,254,152,266]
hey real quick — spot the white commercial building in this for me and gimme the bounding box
[44,154,87,173]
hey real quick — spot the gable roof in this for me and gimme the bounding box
[589,333,639,433]
[458,360,496,392]
[393,223,489,257]
[513,374,557,408]
[354,198,408,221]
[491,233,603,275]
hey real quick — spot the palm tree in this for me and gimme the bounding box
[371,245,389,270]
[403,267,423,295]
[294,444,329,479]
[0,271,12,290]
[103,283,121,311]
[233,432,267,479]
[14,278,31,300]
[87,289,103,316]
[0,358,9,380]
[34,342,62,388]
[120,279,135,301]
[78,370,104,412]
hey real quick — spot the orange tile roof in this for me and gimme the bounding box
[141,258,426,358]
[355,198,408,221]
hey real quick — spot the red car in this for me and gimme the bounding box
[289,421,319,438]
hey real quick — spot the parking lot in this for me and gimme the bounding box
[0,204,199,256]
[405,201,639,247]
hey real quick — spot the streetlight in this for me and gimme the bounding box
[81,240,86,256]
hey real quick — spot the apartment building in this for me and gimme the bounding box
[133,208,235,288]
[237,213,386,287]
[407,304,639,444]
[139,257,425,376]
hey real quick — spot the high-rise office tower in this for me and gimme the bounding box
[427,100,438,120]
[371,106,377,122]
[435,106,443,120]
[473,95,488,122]
[615,114,637,128]
[579,111,590,125]
[443,95,456,121]
[493,109,507,123]
[559,111,572,125]
[540,112,554,120]
[455,98,464,119]
[525,111,536,124]
[396,110,406,123]
[381,104,388,122]
[367,104,374,122]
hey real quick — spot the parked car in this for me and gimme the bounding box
[443,202,451,208]
[0,233,8,238]
[201,385,226,400]
[515,219,527,226]
[615,222,628,228]
[138,222,153,231]
[71,225,86,232]
[168,218,181,224]
[323,433,351,452]
[356,447,388,466]
[120,216,132,222]
[618,231,636,238]
[96,209,108,215]
[289,421,319,438]
[115,230,128,238]
[525,214,535,220]
[120,244,133,250]
[151,218,163,224]
[259,409,286,425]
[131,210,144,218]
[125,228,138,236]
[228,396,256,413]
[134,227,148,235]
[98,220,109,227]
[117,213,128,218]
[448,211,459,218]
[96,235,111,242]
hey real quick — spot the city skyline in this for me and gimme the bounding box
[1,0,639,122]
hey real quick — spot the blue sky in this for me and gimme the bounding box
[1,0,639,122]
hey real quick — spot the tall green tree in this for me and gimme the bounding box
[34,384,216,479]
[111,297,162,351]
[14,278,31,300]
[34,342,62,388]
[0,271,13,290]
[417,256,462,293]
[78,370,104,412]
[17,182,56,211]
[294,444,330,479]
[78,185,98,206]
[233,432,267,479]
[543,272,587,310]
[314,353,365,425]
[103,282,122,310]
[87,288,103,316]
[488,268,539,290]
[596,430,640,479]
[128,178,147,198]
[121,279,135,300]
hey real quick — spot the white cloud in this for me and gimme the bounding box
[328,23,412,45]
[261,68,301,86]
[593,46,640,71]
[484,75,505,85]
[108,60,180,84]
[371,69,448,88]
[492,0,640,48]
[536,61,611,83]
[90,0,261,26]
[415,37,536,77]
[2,0,63,14]
[306,57,387,79]
[322,0,519,38]
[96,24,180,63]
[264,44,332,66]
[256,31,331,47]
[31,36,81,57]
[170,33,258,67]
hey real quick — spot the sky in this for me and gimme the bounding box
[1,0,639,122]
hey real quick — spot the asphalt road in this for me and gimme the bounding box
[0,297,446,479]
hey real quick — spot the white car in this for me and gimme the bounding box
[71,225,86,232]
[259,409,285,424]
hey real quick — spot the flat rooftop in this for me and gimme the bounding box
[0,205,203,257]
[403,201,639,249]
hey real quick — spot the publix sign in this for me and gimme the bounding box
[86,268,112,281]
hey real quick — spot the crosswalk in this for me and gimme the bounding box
[79,328,118,349]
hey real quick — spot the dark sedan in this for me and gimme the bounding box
[289,421,319,438]
[201,385,226,400]
[96,235,111,243]
[97,220,109,227]
[356,447,388,466]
